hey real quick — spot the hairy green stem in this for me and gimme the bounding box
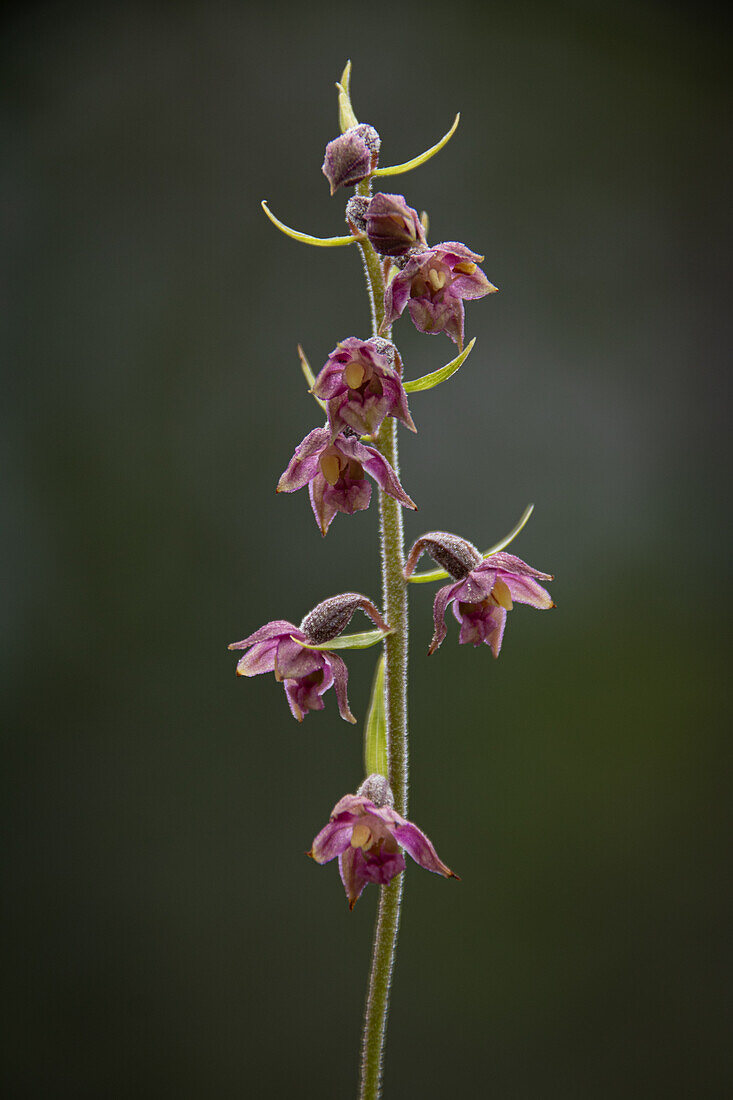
[358,872,403,1100]
[355,180,409,1100]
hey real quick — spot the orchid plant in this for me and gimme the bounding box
[231,63,554,1099]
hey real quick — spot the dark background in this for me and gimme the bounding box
[3,1,731,1096]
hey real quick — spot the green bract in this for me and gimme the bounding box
[293,628,392,652]
[407,505,537,584]
[374,113,461,177]
[363,656,387,778]
[296,345,328,414]
[336,60,358,132]
[403,338,476,393]
[260,201,361,247]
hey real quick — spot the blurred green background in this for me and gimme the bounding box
[3,1,731,1096]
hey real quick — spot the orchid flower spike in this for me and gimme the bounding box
[404,531,554,657]
[229,593,389,723]
[308,774,458,909]
[277,427,416,535]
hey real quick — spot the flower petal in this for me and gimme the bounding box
[361,849,405,885]
[309,474,339,536]
[391,820,458,879]
[310,817,356,864]
[284,680,311,722]
[228,621,300,649]
[326,475,373,516]
[339,846,370,909]
[235,640,277,677]
[451,267,496,301]
[428,582,459,655]
[408,296,465,348]
[500,574,554,609]
[383,377,417,432]
[334,392,391,436]
[311,362,346,400]
[438,241,485,264]
[454,601,506,651]
[274,637,324,679]
[327,651,357,724]
[277,428,330,493]
[455,606,487,647]
[486,606,507,657]
[330,793,367,818]
[383,265,413,324]
[451,569,495,603]
[484,552,553,581]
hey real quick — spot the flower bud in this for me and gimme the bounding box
[322,124,381,195]
[364,192,427,257]
[300,592,389,644]
[357,773,394,808]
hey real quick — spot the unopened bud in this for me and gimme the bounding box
[364,192,427,257]
[322,124,381,195]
